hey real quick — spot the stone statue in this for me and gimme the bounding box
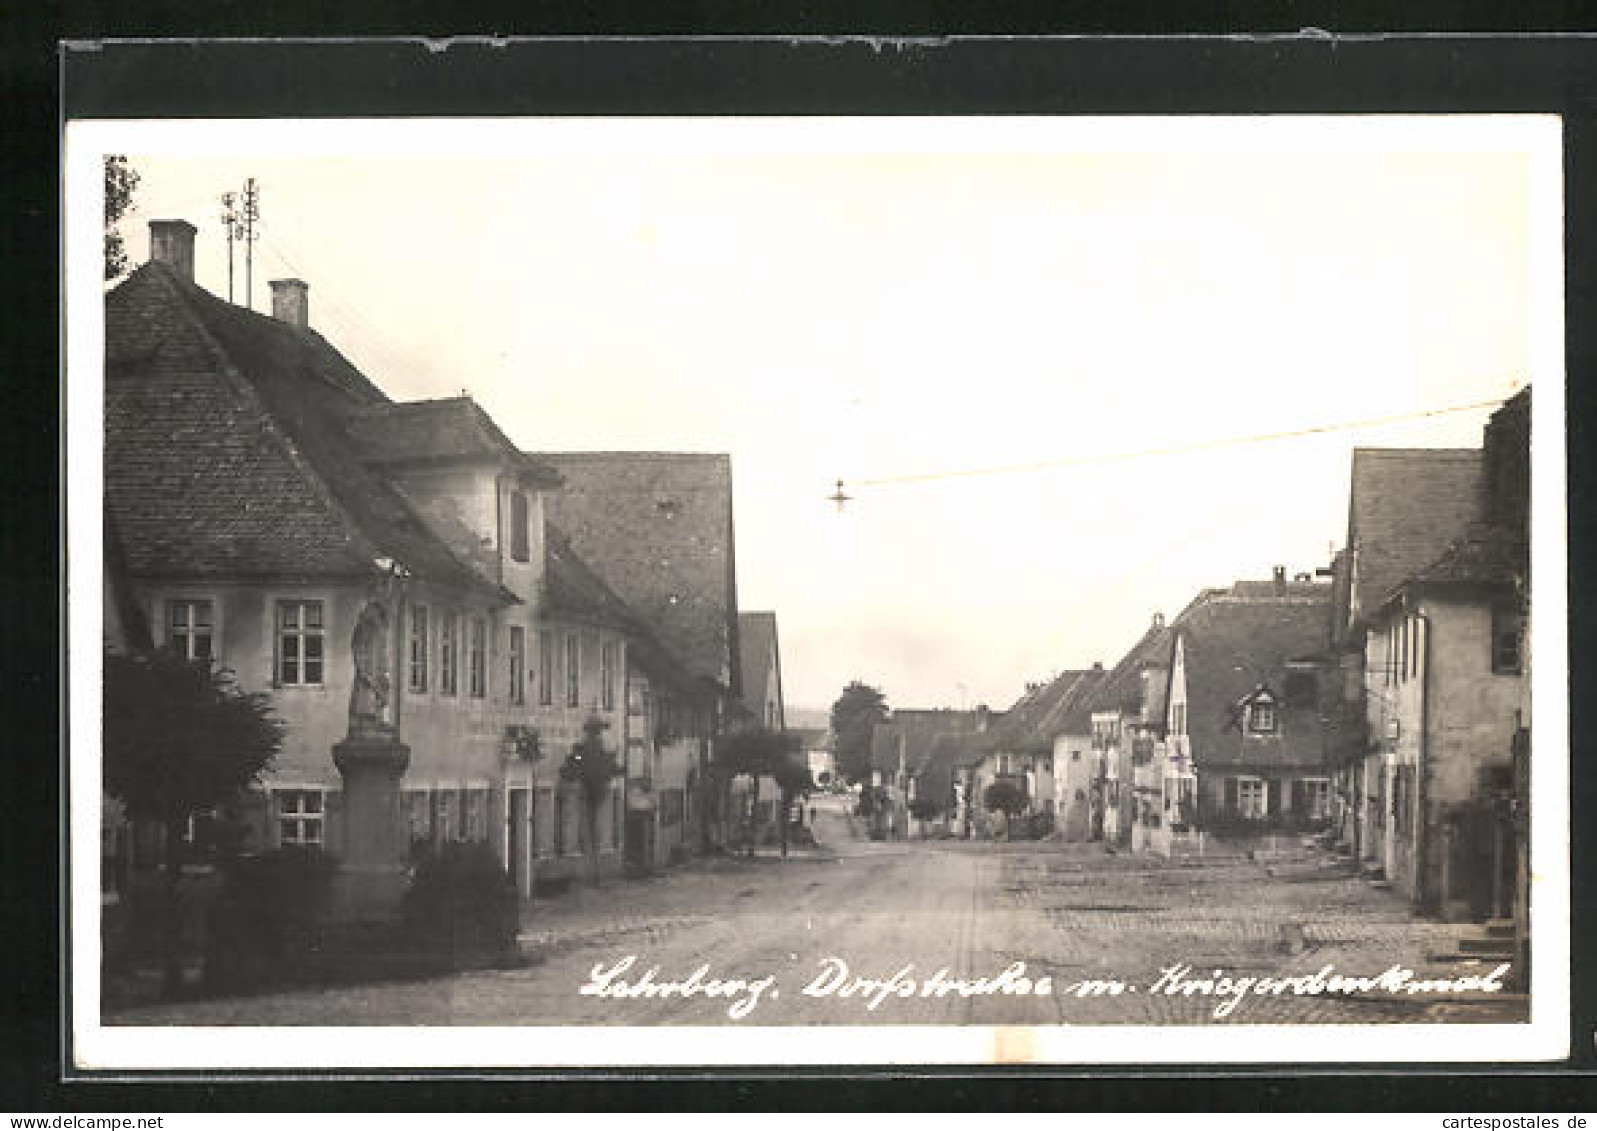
[348,598,394,737]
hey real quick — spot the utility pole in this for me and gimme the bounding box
[240,178,260,311]
[220,191,242,303]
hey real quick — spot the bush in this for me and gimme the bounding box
[401,841,519,960]
[907,798,943,822]
[203,846,337,993]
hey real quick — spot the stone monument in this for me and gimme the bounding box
[330,581,411,920]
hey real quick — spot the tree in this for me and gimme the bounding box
[105,156,141,281]
[103,647,284,995]
[559,715,622,883]
[829,682,888,786]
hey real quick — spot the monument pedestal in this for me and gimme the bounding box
[329,734,411,923]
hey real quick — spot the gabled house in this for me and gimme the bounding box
[869,708,987,839]
[1332,446,1487,870]
[1160,570,1340,848]
[1071,612,1173,852]
[1339,391,1531,919]
[541,451,743,862]
[104,219,698,901]
[732,610,789,837]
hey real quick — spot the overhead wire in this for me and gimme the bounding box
[839,395,1516,494]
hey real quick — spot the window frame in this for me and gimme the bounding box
[468,616,488,699]
[538,630,555,706]
[565,633,581,708]
[275,599,326,687]
[440,609,459,696]
[600,640,616,711]
[166,598,214,662]
[1236,776,1267,819]
[275,788,325,846]
[508,625,526,706]
[1492,602,1524,675]
[408,604,429,693]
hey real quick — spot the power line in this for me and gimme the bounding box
[839,395,1514,495]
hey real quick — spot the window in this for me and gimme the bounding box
[1170,702,1187,736]
[508,626,526,705]
[538,631,555,706]
[1249,700,1277,735]
[167,599,213,661]
[464,788,487,842]
[565,633,581,707]
[1071,750,1081,762]
[440,610,459,695]
[1398,618,1409,684]
[600,641,617,711]
[1493,604,1524,675]
[408,605,429,692]
[277,601,324,685]
[510,491,530,563]
[554,788,567,855]
[1300,778,1332,821]
[613,788,622,849]
[1236,777,1266,819]
[469,617,487,698]
[277,789,324,846]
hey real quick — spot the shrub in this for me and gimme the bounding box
[907,798,944,822]
[203,846,337,992]
[401,840,519,961]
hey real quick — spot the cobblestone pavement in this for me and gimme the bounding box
[108,796,1525,1028]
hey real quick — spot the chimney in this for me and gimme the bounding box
[269,278,310,329]
[1151,611,1165,630]
[148,220,196,283]
[1272,565,1287,594]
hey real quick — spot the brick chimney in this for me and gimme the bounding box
[269,278,309,329]
[1273,565,1287,594]
[148,219,196,283]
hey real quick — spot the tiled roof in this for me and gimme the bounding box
[1082,617,1175,722]
[737,611,781,721]
[1173,580,1335,772]
[985,669,1109,754]
[345,398,562,485]
[104,263,506,599]
[1387,523,1525,604]
[541,453,739,690]
[872,709,986,774]
[1345,448,1483,631]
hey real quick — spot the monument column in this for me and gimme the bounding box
[331,569,412,920]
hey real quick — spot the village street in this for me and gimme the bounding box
[109,795,1523,1029]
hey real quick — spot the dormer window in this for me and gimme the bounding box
[1248,693,1278,735]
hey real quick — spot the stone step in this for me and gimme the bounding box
[1484,918,1516,939]
[1458,935,1516,956]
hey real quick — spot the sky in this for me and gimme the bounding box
[87,118,1556,712]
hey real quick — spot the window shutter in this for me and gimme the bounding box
[1224,777,1238,811]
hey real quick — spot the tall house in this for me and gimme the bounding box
[737,611,786,732]
[541,452,743,860]
[104,219,682,896]
[1335,391,1531,918]
[1161,571,1340,844]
